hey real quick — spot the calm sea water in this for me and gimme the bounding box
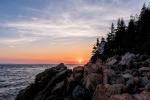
[0,64,80,100]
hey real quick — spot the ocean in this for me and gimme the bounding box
[0,64,80,100]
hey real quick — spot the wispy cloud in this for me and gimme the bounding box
[0,0,148,47]
[0,36,41,48]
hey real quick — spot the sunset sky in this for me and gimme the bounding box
[0,0,149,64]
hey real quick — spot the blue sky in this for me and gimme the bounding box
[0,0,149,63]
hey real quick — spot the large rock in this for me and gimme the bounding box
[33,69,70,100]
[126,77,138,94]
[110,75,125,84]
[145,58,150,66]
[119,52,135,66]
[84,59,102,74]
[35,63,67,86]
[92,84,109,100]
[106,56,119,66]
[83,73,103,93]
[139,76,149,87]
[15,63,72,100]
[92,84,127,100]
[73,66,84,81]
[109,94,134,100]
[15,83,41,100]
[66,79,80,99]
[134,91,150,100]
[103,69,115,84]
[145,82,150,91]
[122,73,133,79]
[72,85,91,100]
[139,67,150,72]
[55,63,67,70]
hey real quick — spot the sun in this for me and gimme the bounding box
[78,59,82,64]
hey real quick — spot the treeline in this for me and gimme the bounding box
[106,4,150,57]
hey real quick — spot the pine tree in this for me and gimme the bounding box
[91,3,150,61]
[90,38,100,63]
[137,3,150,54]
[126,17,136,52]
[107,23,115,56]
[96,38,100,47]
[115,19,126,55]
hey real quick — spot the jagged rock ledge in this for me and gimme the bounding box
[15,52,150,100]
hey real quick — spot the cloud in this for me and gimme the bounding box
[0,36,41,47]
[0,0,147,47]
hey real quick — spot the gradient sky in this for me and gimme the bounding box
[0,0,149,64]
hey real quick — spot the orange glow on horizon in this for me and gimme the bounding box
[0,41,93,64]
[0,57,89,64]
[0,50,91,64]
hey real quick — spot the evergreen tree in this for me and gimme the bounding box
[90,38,100,63]
[126,17,136,52]
[107,23,115,56]
[96,38,100,47]
[138,4,150,54]
[115,18,126,54]
[91,3,150,61]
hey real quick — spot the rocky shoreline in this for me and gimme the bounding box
[15,52,150,100]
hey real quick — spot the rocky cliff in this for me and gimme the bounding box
[15,52,150,100]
